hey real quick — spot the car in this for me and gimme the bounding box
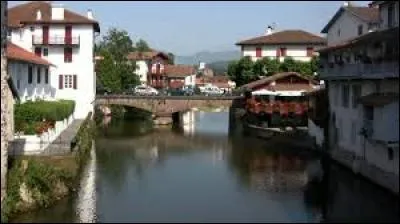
[134,85,159,96]
[182,86,195,96]
[201,86,224,96]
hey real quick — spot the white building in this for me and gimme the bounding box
[7,1,100,119]
[321,2,380,46]
[318,1,399,194]
[7,42,53,102]
[236,28,326,62]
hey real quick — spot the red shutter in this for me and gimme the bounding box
[256,47,262,58]
[59,75,63,89]
[35,47,41,57]
[281,48,287,57]
[42,26,49,44]
[64,48,72,62]
[73,75,77,89]
[65,26,72,44]
[307,47,314,57]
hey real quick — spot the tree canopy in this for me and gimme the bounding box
[135,39,151,52]
[227,56,320,87]
[96,27,139,93]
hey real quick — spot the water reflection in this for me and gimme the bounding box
[11,111,399,223]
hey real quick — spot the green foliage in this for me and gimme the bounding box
[14,100,75,134]
[227,56,256,87]
[96,28,140,93]
[167,52,175,65]
[74,113,95,168]
[135,39,151,52]
[228,56,320,87]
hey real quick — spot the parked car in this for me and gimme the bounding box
[201,86,224,96]
[182,86,195,96]
[134,85,159,96]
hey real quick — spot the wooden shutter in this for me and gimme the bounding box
[73,75,77,89]
[35,47,42,57]
[59,75,63,89]
[256,47,262,57]
[281,48,287,57]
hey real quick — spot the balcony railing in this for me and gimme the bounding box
[319,61,399,79]
[32,35,80,46]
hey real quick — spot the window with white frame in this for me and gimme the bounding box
[64,75,73,88]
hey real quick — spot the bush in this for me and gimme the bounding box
[14,100,75,134]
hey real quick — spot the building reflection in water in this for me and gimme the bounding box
[181,110,196,136]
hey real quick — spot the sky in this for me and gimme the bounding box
[9,1,371,56]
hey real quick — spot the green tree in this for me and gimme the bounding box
[96,28,139,92]
[135,39,151,52]
[227,56,256,87]
[167,53,175,65]
[310,56,320,75]
[280,56,297,72]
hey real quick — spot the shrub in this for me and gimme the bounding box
[14,100,75,134]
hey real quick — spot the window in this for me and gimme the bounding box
[306,47,314,57]
[45,68,49,84]
[60,75,77,89]
[358,25,363,36]
[337,28,341,37]
[388,148,394,160]
[333,84,339,106]
[342,84,349,108]
[351,121,357,144]
[28,66,33,84]
[64,47,72,63]
[280,48,287,57]
[256,47,262,57]
[352,85,361,108]
[37,67,41,83]
[19,29,23,40]
[43,48,48,56]
[64,75,73,88]
[30,26,35,32]
[34,47,41,57]
[388,4,394,28]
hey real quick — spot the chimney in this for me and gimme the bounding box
[51,3,64,20]
[87,9,93,19]
[36,10,42,20]
[343,1,349,7]
[265,25,273,35]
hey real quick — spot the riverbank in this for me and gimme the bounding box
[1,113,94,223]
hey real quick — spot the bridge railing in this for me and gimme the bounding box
[95,94,244,100]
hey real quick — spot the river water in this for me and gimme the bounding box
[11,111,399,223]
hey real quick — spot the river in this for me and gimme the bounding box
[11,111,399,223]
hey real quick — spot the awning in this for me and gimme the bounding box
[358,92,399,107]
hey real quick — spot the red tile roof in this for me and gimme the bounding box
[7,42,53,66]
[236,30,326,46]
[321,6,379,33]
[165,65,195,77]
[127,50,169,61]
[240,72,318,90]
[8,1,100,32]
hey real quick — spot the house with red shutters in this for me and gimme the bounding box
[7,1,100,119]
[236,28,326,62]
[165,65,196,89]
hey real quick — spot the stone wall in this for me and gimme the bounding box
[1,0,9,206]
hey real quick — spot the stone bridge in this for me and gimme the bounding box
[95,95,243,116]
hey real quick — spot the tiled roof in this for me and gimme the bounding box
[7,42,53,66]
[240,72,318,90]
[127,50,169,61]
[236,30,326,45]
[8,1,100,32]
[321,6,380,33]
[165,65,195,77]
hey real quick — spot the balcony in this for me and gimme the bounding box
[32,35,80,46]
[319,61,399,80]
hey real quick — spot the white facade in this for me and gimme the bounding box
[184,74,196,86]
[135,60,149,85]
[325,9,376,46]
[242,45,316,62]
[8,4,98,119]
[8,61,54,102]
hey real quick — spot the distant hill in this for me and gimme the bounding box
[207,61,232,75]
[175,50,241,65]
